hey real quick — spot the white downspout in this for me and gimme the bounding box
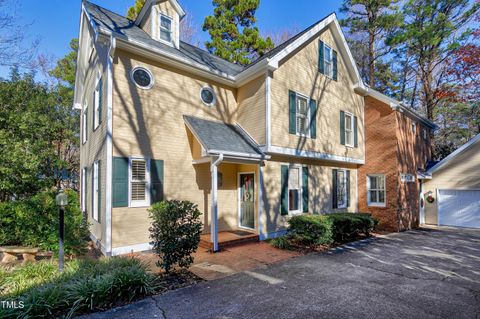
[210,154,223,252]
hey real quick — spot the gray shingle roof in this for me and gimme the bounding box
[183,116,263,157]
[85,2,245,76]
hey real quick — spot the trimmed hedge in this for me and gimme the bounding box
[271,213,378,250]
[0,189,90,255]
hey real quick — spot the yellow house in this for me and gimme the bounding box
[75,0,368,256]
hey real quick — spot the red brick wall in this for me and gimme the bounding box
[395,112,432,230]
[358,97,399,231]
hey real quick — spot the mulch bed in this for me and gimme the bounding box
[152,269,203,294]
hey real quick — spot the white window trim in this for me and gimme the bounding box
[92,161,99,222]
[324,43,334,79]
[82,105,88,144]
[288,164,304,215]
[128,157,151,208]
[158,13,173,46]
[423,128,427,139]
[344,111,354,147]
[81,167,87,212]
[336,169,348,209]
[130,66,154,90]
[200,86,217,107]
[412,122,417,135]
[93,73,101,130]
[367,174,386,207]
[294,92,311,138]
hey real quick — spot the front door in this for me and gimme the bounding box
[239,173,255,229]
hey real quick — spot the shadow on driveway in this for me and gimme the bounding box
[81,227,480,319]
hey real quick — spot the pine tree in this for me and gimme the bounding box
[127,0,146,20]
[202,0,274,65]
[340,0,402,90]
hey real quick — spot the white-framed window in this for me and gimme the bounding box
[295,93,310,136]
[129,157,150,207]
[131,67,154,90]
[344,112,354,147]
[159,14,173,43]
[288,165,302,214]
[81,167,87,212]
[93,75,102,129]
[200,87,216,106]
[412,122,417,135]
[401,173,415,183]
[324,44,333,78]
[367,174,386,207]
[92,161,99,222]
[336,169,348,209]
[82,106,88,144]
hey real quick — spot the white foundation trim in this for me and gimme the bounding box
[259,229,287,241]
[111,243,153,256]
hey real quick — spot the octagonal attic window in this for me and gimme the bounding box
[131,67,154,89]
[200,87,216,106]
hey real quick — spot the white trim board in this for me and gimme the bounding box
[427,133,480,175]
[264,145,365,165]
[259,229,287,241]
[111,243,153,256]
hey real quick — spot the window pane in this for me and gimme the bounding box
[296,97,309,135]
[378,190,385,203]
[289,190,299,211]
[131,182,146,201]
[289,167,300,189]
[132,160,146,181]
[369,176,377,189]
[160,29,171,42]
[337,171,345,206]
[345,115,352,130]
[345,131,352,145]
[370,190,377,203]
[160,16,171,30]
[378,176,385,190]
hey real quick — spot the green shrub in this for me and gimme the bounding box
[269,235,292,250]
[0,189,89,255]
[149,200,202,273]
[0,258,158,318]
[287,214,333,246]
[327,213,377,243]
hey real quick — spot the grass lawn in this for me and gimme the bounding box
[0,257,201,318]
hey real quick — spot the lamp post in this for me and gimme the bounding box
[56,189,68,272]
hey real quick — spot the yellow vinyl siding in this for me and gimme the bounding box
[269,27,364,160]
[423,142,480,225]
[79,38,109,248]
[237,75,266,145]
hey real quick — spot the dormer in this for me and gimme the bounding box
[135,0,185,49]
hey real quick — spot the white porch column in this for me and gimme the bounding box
[210,155,223,252]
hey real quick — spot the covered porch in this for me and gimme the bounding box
[184,115,269,252]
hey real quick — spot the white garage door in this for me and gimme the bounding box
[438,189,480,228]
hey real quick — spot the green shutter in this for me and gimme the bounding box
[112,157,129,207]
[289,91,296,134]
[302,167,309,213]
[346,170,350,208]
[340,111,345,145]
[280,165,289,216]
[318,40,325,74]
[354,116,358,147]
[332,50,338,81]
[97,160,101,223]
[98,77,103,124]
[309,99,317,139]
[332,169,338,209]
[150,159,164,204]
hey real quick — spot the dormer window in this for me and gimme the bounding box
[159,14,173,43]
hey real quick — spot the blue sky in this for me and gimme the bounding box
[0,0,343,79]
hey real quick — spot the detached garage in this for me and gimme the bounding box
[422,134,480,228]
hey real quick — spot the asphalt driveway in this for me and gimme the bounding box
[82,227,480,319]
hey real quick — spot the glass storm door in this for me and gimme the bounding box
[239,173,255,229]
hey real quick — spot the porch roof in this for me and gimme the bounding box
[184,115,265,160]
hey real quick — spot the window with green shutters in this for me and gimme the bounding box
[92,160,100,222]
[112,157,164,208]
[318,40,338,81]
[288,90,317,139]
[280,165,309,215]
